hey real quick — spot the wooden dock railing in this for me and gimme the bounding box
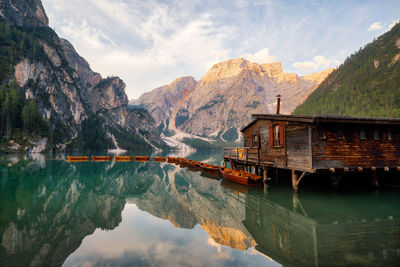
[223,147,260,163]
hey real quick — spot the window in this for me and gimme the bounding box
[269,123,285,147]
[274,125,280,146]
[318,128,326,140]
[337,128,344,140]
[387,129,393,140]
[360,129,367,140]
[252,135,259,147]
[373,129,380,140]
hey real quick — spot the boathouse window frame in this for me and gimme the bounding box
[269,123,285,148]
[360,128,367,140]
[318,128,326,140]
[387,128,393,140]
[252,134,260,148]
[373,128,380,140]
[337,128,344,140]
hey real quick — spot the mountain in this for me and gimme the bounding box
[294,23,400,117]
[132,58,332,147]
[0,0,167,152]
[1,155,255,265]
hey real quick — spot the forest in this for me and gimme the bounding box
[294,23,400,117]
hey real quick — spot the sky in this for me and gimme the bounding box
[41,0,400,100]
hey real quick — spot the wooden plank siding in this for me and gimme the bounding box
[286,122,311,170]
[242,120,313,171]
[312,124,400,170]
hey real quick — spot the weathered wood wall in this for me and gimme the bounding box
[286,123,311,170]
[243,120,312,171]
[312,124,400,169]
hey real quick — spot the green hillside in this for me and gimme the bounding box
[294,23,400,118]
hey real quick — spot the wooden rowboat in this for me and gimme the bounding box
[174,157,184,165]
[67,156,89,162]
[220,168,262,186]
[114,156,132,161]
[199,163,222,175]
[179,158,191,167]
[187,160,201,171]
[134,156,150,161]
[167,157,177,163]
[92,156,112,161]
[154,156,166,162]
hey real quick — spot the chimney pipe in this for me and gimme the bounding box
[276,95,281,114]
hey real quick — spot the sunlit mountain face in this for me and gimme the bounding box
[0,154,399,266]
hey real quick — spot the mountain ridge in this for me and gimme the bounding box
[132,57,333,147]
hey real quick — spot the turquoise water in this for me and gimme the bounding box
[0,153,399,266]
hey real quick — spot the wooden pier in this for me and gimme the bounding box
[224,114,400,192]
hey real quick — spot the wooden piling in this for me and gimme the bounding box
[263,167,268,183]
[372,172,379,187]
[292,170,299,193]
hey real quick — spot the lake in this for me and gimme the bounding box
[0,152,399,266]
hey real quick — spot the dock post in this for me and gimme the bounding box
[263,167,268,183]
[292,170,299,193]
[372,172,379,187]
[330,174,342,191]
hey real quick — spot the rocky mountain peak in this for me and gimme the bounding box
[200,58,293,86]
[260,62,284,77]
[199,58,249,84]
[0,0,49,27]
[168,76,196,91]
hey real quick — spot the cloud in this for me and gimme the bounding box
[43,0,237,99]
[388,19,400,30]
[368,21,383,31]
[292,55,339,71]
[244,48,278,64]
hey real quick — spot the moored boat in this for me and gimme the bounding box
[67,156,89,162]
[153,156,167,162]
[220,168,262,186]
[92,156,112,162]
[187,160,201,171]
[114,156,132,161]
[167,157,178,163]
[134,156,150,161]
[199,163,222,175]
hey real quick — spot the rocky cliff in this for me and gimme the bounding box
[0,0,166,152]
[132,58,332,144]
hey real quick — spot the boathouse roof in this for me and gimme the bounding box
[241,114,400,132]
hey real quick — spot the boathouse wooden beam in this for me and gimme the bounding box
[384,167,389,172]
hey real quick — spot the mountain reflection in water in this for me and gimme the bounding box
[0,153,399,267]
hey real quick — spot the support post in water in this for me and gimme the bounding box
[372,172,379,187]
[263,167,268,183]
[292,170,299,193]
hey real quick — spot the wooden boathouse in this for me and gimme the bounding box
[223,113,400,192]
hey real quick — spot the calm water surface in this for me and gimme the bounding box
[0,153,399,266]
